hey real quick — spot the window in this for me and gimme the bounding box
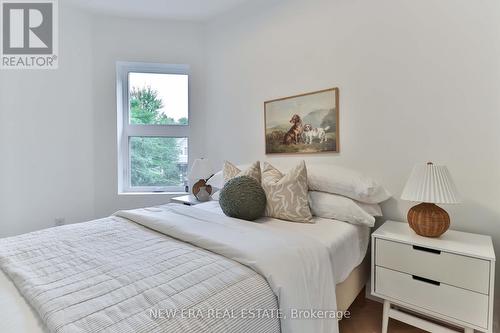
[117,62,189,193]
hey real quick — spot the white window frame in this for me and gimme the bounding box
[116,62,190,193]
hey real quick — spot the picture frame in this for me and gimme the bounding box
[264,87,339,154]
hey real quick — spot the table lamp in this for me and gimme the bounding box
[189,158,214,201]
[401,162,461,237]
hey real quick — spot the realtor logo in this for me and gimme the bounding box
[1,0,58,69]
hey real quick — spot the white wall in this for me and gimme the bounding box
[0,5,95,237]
[205,0,500,329]
[0,6,207,235]
[90,14,206,218]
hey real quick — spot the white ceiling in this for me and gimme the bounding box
[66,0,251,21]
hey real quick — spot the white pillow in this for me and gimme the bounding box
[211,190,381,217]
[307,164,391,204]
[308,191,376,227]
[358,201,382,217]
[206,163,251,189]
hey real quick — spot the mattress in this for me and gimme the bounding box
[195,201,370,284]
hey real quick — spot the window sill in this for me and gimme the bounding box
[118,191,188,196]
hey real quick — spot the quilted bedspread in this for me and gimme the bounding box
[0,216,279,333]
[0,204,339,333]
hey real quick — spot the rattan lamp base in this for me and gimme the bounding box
[407,203,450,238]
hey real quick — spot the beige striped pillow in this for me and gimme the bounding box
[262,161,313,223]
[223,161,261,184]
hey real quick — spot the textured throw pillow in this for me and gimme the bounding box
[223,161,261,184]
[308,191,376,227]
[307,164,391,204]
[219,176,266,221]
[261,161,312,223]
[206,162,258,189]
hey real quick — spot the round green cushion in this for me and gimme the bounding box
[219,176,267,221]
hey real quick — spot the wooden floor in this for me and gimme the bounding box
[339,291,427,333]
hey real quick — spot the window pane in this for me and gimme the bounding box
[129,72,188,125]
[130,137,188,188]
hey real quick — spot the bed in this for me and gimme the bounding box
[0,201,370,333]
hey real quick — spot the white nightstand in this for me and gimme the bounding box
[170,194,208,206]
[371,221,495,333]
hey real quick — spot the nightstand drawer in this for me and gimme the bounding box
[375,266,489,328]
[376,238,490,294]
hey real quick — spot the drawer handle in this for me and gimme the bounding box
[412,275,440,286]
[412,245,441,255]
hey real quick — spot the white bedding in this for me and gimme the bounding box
[0,213,280,333]
[195,201,370,284]
[0,202,369,333]
[115,204,337,333]
[0,268,49,333]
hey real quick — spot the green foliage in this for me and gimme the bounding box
[130,87,188,125]
[129,86,187,187]
[130,137,182,187]
[177,117,188,125]
[130,87,163,124]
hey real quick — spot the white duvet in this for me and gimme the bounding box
[196,201,369,283]
[0,202,370,333]
[116,204,338,333]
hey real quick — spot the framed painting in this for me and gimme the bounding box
[264,88,339,154]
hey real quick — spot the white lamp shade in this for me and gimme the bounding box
[401,163,461,204]
[189,158,213,181]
